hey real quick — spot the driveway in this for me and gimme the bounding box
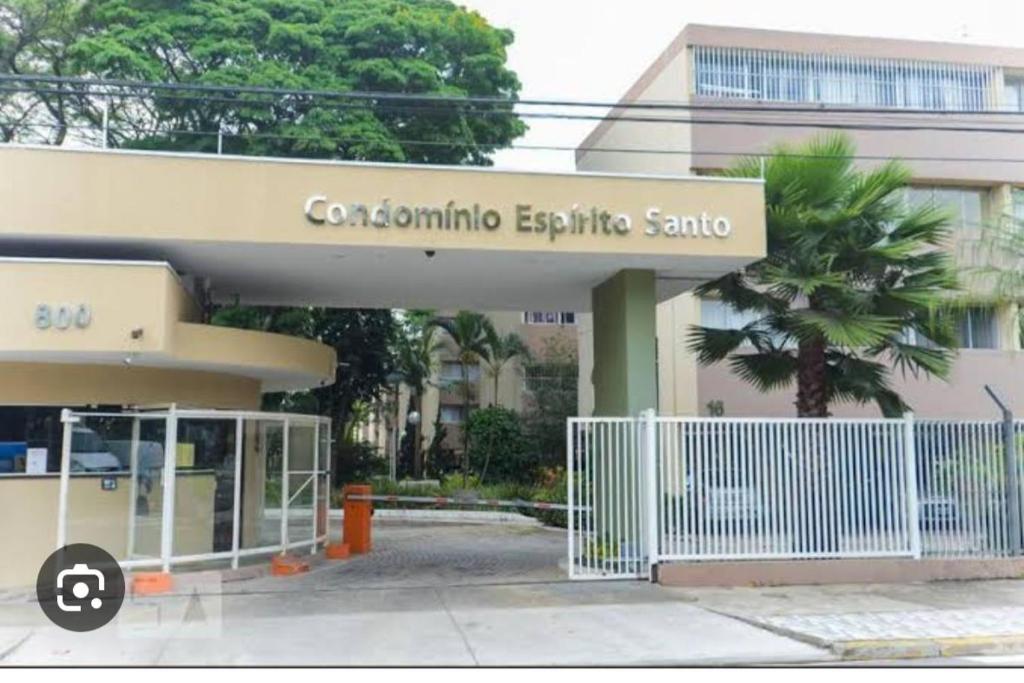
[0,520,826,666]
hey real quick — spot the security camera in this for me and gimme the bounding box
[425,250,436,259]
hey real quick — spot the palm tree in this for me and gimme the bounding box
[432,311,490,483]
[395,312,444,478]
[481,323,529,407]
[688,134,961,418]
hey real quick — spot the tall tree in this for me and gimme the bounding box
[210,304,397,483]
[481,322,528,407]
[0,0,83,143]
[432,310,489,483]
[65,0,526,162]
[688,134,961,418]
[394,310,443,478]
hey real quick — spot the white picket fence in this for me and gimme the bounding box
[566,413,1024,580]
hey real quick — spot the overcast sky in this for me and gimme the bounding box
[462,0,1024,172]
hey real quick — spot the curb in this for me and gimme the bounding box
[714,609,1024,662]
[834,635,1024,660]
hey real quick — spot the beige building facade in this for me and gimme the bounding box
[576,24,1024,420]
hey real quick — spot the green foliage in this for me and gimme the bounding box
[481,325,528,405]
[464,405,536,484]
[431,310,490,479]
[56,0,526,162]
[424,412,457,478]
[355,468,569,529]
[521,336,578,467]
[335,440,386,484]
[0,0,84,144]
[689,134,961,417]
[393,309,443,478]
[210,305,398,485]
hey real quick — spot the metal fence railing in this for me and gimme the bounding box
[655,417,917,562]
[567,412,1024,581]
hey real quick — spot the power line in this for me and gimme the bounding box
[5,73,1024,118]
[6,118,1024,165]
[5,82,1024,135]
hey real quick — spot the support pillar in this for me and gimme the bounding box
[591,269,658,416]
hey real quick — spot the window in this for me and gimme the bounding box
[692,45,994,111]
[700,299,761,331]
[1006,78,1024,112]
[439,405,466,424]
[957,307,998,349]
[906,186,985,229]
[524,311,576,325]
[1013,188,1024,222]
[440,361,480,383]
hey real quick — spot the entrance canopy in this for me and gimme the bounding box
[0,145,765,310]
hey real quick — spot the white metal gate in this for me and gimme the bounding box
[654,417,918,562]
[566,417,655,580]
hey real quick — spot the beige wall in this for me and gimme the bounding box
[696,350,1024,419]
[0,363,260,409]
[656,293,701,416]
[0,146,766,263]
[576,29,692,176]
[0,473,214,588]
[0,259,336,406]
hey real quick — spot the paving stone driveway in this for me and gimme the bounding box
[251,521,568,591]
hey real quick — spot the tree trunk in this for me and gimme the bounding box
[461,359,470,487]
[796,336,829,418]
[794,335,837,553]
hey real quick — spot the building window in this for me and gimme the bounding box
[1006,78,1024,112]
[957,307,998,349]
[905,186,985,229]
[439,405,466,424]
[524,311,576,325]
[1013,188,1024,222]
[692,45,995,111]
[700,299,762,331]
[440,361,480,384]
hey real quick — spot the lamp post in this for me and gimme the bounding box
[385,372,403,482]
[407,410,422,480]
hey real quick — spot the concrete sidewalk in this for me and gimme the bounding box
[671,579,1024,661]
[0,580,827,666]
[4,522,1024,665]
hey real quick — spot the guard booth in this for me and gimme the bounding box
[54,407,331,574]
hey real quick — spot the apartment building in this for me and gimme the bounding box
[576,24,1024,419]
[413,310,578,456]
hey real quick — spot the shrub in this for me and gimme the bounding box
[335,440,386,484]
[465,406,539,484]
[526,468,568,528]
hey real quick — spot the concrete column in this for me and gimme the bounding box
[591,269,658,416]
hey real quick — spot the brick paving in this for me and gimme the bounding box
[755,606,1024,643]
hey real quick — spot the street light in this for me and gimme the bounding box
[386,372,403,482]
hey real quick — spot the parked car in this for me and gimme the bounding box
[69,426,121,472]
[918,493,960,530]
[685,469,762,529]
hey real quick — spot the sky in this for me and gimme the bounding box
[462,0,1024,172]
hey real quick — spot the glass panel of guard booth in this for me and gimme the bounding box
[173,417,239,562]
[62,414,167,567]
[284,421,317,552]
[239,418,284,552]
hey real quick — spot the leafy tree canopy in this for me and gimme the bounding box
[64,0,526,162]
